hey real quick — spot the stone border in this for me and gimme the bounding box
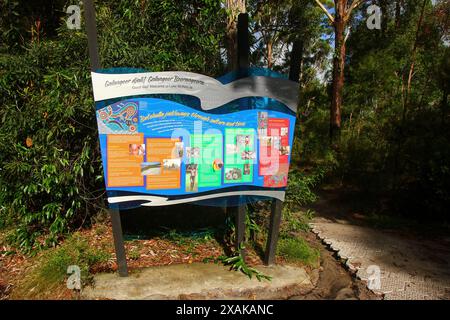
[309,223,385,299]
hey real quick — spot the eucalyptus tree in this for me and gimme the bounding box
[224,0,247,70]
[313,0,367,144]
[247,0,328,83]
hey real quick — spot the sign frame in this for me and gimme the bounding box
[83,0,301,277]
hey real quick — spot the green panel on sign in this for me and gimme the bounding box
[224,128,255,184]
[191,134,223,188]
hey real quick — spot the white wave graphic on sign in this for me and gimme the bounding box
[91,71,298,112]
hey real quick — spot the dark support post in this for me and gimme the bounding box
[110,209,128,277]
[232,12,250,257]
[289,40,302,82]
[83,0,128,276]
[264,39,302,266]
[264,199,283,265]
[82,0,101,70]
[235,202,246,253]
[237,13,249,70]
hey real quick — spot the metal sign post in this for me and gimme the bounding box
[83,0,100,71]
[233,12,250,259]
[83,0,128,277]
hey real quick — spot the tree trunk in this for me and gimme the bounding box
[403,0,427,121]
[267,39,273,69]
[441,89,449,125]
[225,0,246,71]
[379,0,389,36]
[314,0,365,146]
[395,0,403,28]
[226,21,238,71]
[330,1,346,145]
[298,40,305,85]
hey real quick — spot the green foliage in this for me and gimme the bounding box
[284,166,332,210]
[334,0,450,219]
[12,233,110,299]
[222,205,263,247]
[211,244,272,282]
[38,234,109,282]
[96,0,226,74]
[282,209,315,235]
[0,35,103,251]
[0,0,448,257]
[160,228,216,245]
[277,237,319,267]
[248,0,330,71]
[297,1,450,221]
[0,0,68,52]
[0,0,227,252]
[245,208,262,238]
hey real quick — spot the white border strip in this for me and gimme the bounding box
[107,190,285,207]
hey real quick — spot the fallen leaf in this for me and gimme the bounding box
[26,137,33,148]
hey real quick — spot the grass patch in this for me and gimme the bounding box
[128,240,144,260]
[277,237,320,268]
[11,233,111,299]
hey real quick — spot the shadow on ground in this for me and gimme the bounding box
[120,204,228,237]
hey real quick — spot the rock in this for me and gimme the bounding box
[289,295,306,300]
[335,287,356,300]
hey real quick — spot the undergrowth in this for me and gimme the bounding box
[11,233,110,299]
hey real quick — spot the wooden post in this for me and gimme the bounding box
[83,0,128,276]
[264,39,302,266]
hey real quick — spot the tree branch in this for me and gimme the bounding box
[314,0,335,24]
[344,25,352,43]
[345,0,366,21]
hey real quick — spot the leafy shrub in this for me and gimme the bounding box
[284,164,333,211]
[282,209,315,235]
[0,37,102,251]
[0,0,226,251]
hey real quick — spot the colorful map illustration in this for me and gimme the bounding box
[97,101,139,134]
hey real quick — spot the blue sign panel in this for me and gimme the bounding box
[91,68,298,209]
